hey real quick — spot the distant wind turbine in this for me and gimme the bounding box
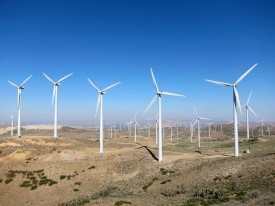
[155,113,159,144]
[143,68,185,162]
[193,106,211,148]
[7,107,16,136]
[242,91,258,139]
[43,73,73,138]
[260,117,265,136]
[205,63,257,157]
[88,78,120,154]
[8,75,32,137]
[132,111,140,143]
[190,119,195,142]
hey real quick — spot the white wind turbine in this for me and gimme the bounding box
[8,75,32,137]
[132,111,140,142]
[260,117,265,136]
[242,91,258,139]
[143,68,185,162]
[193,106,211,148]
[88,78,120,154]
[155,113,159,144]
[7,107,16,136]
[206,63,257,157]
[169,120,175,142]
[190,119,195,142]
[43,73,73,138]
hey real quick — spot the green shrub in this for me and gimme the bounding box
[5,178,13,184]
[30,185,37,190]
[60,175,66,180]
[20,181,31,187]
[114,200,132,205]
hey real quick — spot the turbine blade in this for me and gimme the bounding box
[20,75,32,87]
[233,86,242,115]
[247,91,252,105]
[102,82,121,92]
[43,73,55,84]
[143,95,157,116]
[87,78,100,92]
[134,111,137,120]
[95,94,100,118]
[8,81,19,88]
[205,79,232,87]
[200,117,211,120]
[12,106,16,114]
[161,92,185,97]
[235,63,257,85]
[193,106,198,118]
[248,106,258,118]
[57,73,73,83]
[135,120,141,128]
[192,119,198,126]
[150,68,159,93]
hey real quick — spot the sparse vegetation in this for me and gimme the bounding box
[5,178,13,184]
[60,175,66,180]
[114,200,132,205]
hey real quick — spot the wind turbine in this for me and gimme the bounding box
[190,119,195,142]
[242,91,258,139]
[88,78,120,154]
[219,123,223,133]
[43,73,73,138]
[155,113,159,144]
[143,68,185,162]
[169,120,175,142]
[132,111,140,142]
[193,106,210,148]
[205,63,257,157]
[266,125,271,136]
[7,107,16,136]
[260,117,265,136]
[8,75,32,137]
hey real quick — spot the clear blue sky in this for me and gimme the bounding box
[1,0,274,125]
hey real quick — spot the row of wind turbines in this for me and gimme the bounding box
[7,64,259,162]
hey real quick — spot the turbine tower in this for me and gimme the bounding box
[43,73,73,138]
[88,78,120,154]
[8,75,32,137]
[205,63,257,157]
[143,68,185,162]
[242,91,258,139]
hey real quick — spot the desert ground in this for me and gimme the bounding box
[0,124,275,206]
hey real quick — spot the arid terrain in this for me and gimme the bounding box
[0,125,275,206]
